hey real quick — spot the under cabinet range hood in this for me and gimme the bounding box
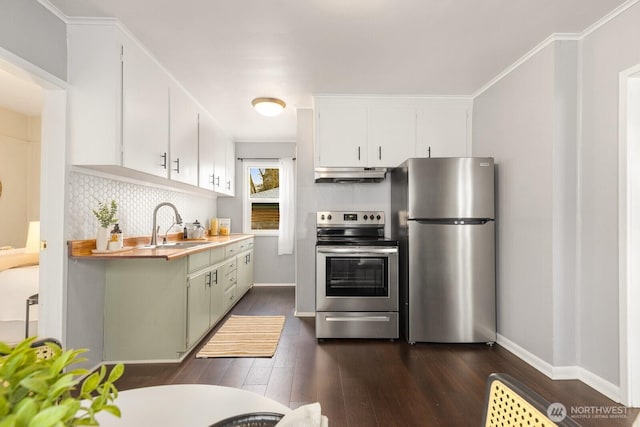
[314,167,387,183]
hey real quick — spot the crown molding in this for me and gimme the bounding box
[37,0,70,23]
[473,0,640,99]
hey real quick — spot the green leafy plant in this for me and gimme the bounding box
[92,200,118,229]
[0,337,124,426]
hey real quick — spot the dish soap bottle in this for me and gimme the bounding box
[110,224,123,249]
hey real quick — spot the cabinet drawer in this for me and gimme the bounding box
[237,238,253,252]
[224,283,236,304]
[225,242,240,258]
[221,258,237,276]
[188,250,210,273]
[210,247,225,265]
[224,273,237,292]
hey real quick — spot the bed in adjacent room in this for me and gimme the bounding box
[0,248,39,344]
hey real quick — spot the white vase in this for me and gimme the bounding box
[96,226,110,251]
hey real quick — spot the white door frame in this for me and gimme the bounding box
[618,64,640,408]
[0,47,68,343]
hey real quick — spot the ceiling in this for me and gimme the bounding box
[37,0,629,141]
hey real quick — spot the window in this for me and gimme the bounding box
[243,162,280,235]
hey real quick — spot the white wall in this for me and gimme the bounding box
[0,0,66,81]
[473,43,557,364]
[472,2,640,397]
[579,3,640,387]
[0,106,40,248]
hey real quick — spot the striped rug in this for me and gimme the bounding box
[195,315,285,358]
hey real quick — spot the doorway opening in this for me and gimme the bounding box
[618,65,640,408]
[0,48,68,343]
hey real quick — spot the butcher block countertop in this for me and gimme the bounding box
[68,233,254,261]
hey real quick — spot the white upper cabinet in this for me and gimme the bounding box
[213,125,227,194]
[169,83,199,186]
[68,20,233,194]
[314,96,473,168]
[198,113,216,191]
[224,136,236,196]
[68,22,125,168]
[316,102,367,167]
[68,22,169,178]
[200,113,234,196]
[121,36,170,178]
[416,100,471,158]
[367,106,416,168]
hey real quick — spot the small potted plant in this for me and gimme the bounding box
[0,337,124,426]
[92,199,118,251]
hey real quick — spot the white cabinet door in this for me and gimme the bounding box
[213,126,227,194]
[368,107,416,167]
[237,250,254,296]
[316,104,367,167]
[186,270,211,348]
[169,84,199,185]
[198,112,216,190]
[416,101,470,158]
[121,36,170,178]
[67,23,122,166]
[209,266,224,326]
[224,137,236,196]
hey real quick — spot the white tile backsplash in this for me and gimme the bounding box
[67,172,217,240]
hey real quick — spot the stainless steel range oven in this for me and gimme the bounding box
[316,211,399,339]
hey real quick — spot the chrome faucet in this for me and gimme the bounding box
[150,202,183,246]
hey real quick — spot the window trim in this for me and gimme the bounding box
[242,161,280,236]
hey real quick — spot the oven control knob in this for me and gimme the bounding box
[327,214,332,220]
[320,214,325,220]
[363,214,368,220]
[376,214,381,220]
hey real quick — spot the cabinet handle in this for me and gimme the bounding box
[226,180,231,190]
[161,152,167,169]
[378,146,382,160]
[173,158,180,174]
[428,146,431,158]
[205,271,211,287]
[209,174,214,184]
[357,146,361,160]
[215,176,220,187]
[212,270,218,284]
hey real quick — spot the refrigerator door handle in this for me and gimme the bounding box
[412,218,492,225]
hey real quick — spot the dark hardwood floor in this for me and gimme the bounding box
[113,287,638,426]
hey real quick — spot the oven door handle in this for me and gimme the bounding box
[317,247,398,255]
[325,315,392,322]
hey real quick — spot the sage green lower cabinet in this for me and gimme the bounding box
[222,258,237,312]
[103,238,254,362]
[237,249,254,296]
[104,259,188,361]
[186,267,213,349]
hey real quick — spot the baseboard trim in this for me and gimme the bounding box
[295,311,315,318]
[497,334,554,377]
[497,334,622,403]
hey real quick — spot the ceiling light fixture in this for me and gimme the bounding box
[252,97,286,117]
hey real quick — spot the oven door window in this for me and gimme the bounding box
[325,256,388,297]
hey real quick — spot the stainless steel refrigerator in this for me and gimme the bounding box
[390,157,496,343]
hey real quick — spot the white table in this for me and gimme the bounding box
[95,384,290,426]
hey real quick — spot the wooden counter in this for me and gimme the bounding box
[68,233,253,260]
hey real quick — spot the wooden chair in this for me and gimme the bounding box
[483,373,581,426]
